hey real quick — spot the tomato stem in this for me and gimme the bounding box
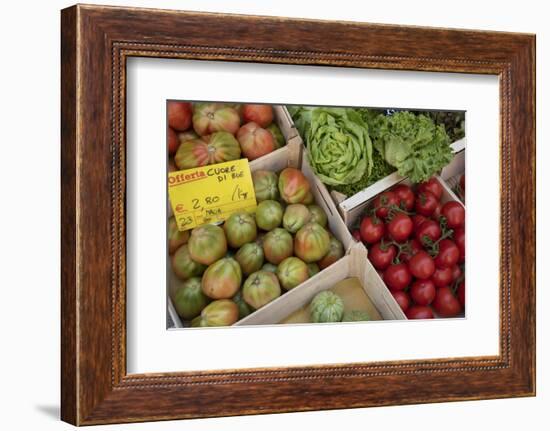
[385,238,415,264]
[386,204,415,220]
[424,217,454,257]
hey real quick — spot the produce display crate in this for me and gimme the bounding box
[272,104,300,142]
[440,139,466,203]
[167,105,299,219]
[236,242,405,326]
[332,138,466,226]
[167,127,353,328]
[167,295,182,328]
[340,175,465,319]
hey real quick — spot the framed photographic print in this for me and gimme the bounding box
[61,4,535,425]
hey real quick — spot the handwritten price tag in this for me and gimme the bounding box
[168,159,257,231]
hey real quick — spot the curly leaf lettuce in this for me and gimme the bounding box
[373,112,452,183]
[305,108,372,186]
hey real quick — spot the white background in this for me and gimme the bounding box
[127,59,499,373]
[0,0,547,430]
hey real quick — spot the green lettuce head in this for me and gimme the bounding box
[306,108,372,186]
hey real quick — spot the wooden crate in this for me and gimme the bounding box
[338,175,465,320]
[335,138,466,226]
[168,135,354,328]
[236,242,405,326]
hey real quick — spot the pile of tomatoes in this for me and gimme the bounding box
[352,178,465,319]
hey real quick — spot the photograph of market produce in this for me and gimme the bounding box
[166,101,466,328]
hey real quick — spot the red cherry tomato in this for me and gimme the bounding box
[373,191,399,219]
[383,263,412,291]
[453,227,465,263]
[410,279,436,306]
[399,239,422,263]
[418,177,443,200]
[387,213,413,242]
[431,203,442,221]
[352,229,362,242]
[412,214,428,230]
[360,215,385,244]
[368,242,397,270]
[457,281,465,308]
[408,250,435,280]
[392,184,415,211]
[433,286,462,317]
[435,239,460,269]
[432,266,453,288]
[415,220,442,246]
[415,191,439,216]
[441,201,465,229]
[451,264,462,282]
[392,290,411,313]
[406,305,434,319]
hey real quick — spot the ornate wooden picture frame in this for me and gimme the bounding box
[61,4,535,425]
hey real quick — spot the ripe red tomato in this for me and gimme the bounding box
[392,290,411,313]
[435,239,460,269]
[383,263,412,291]
[360,215,385,244]
[408,250,435,280]
[453,227,465,263]
[431,203,442,221]
[415,191,439,216]
[418,177,443,200]
[168,127,179,155]
[412,214,428,230]
[451,264,462,281]
[406,305,434,319]
[399,239,422,263]
[368,242,397,270]
[352,229,362,242]
[410,279,436,306]
[242,104,274,128]
[433,286,462,317]
[373,191,399,219]
[431,266,453,288]
[392,184,415,211]
[387,213,413,242]
[441,201,465,229]
[415,220,442,246]
[168,101,193,131]
[457,281,465,308]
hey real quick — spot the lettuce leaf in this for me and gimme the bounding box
[287,105,314,138]
[305,108,372,186]
[372,112,452,183]
[331,147,394,196]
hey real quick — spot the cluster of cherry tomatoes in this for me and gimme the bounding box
[352,178,465,319]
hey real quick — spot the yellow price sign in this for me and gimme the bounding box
[168,159,257,231]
